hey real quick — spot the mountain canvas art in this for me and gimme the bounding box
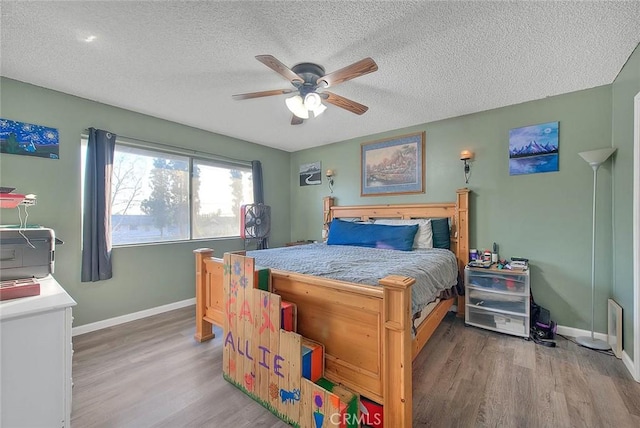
[509,121,559,175]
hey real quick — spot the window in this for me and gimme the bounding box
[192,158,254,240]
[83,140,253,246]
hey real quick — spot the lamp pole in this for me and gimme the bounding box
[576,147,616,351]
[589,164,597,341]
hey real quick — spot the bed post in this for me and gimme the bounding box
[380,275,414,427]
[456,188,470,318]
[194,248,214,342]
[323,196,334,241]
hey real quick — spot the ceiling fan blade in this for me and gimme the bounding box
[232,88,296,100]
[323,91,369,115]
[291,115,304,125]
[255,55,304,84]
[317,57,378,88]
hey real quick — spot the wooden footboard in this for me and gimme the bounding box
[194,248,454,427]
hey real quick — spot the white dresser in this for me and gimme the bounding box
[0,276,76,428]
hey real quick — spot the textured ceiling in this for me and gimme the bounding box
[1,1,639,152]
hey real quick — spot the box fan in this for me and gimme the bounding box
[240,203,271,249]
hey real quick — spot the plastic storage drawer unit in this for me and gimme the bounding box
[465,265,530,338]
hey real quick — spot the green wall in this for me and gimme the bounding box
[2,58,636,345]
[612,43,640,360]
[0,78,291,327]
[290,85,616,334]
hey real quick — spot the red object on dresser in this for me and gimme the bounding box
[0,193,26,209]
[0,278,41,301]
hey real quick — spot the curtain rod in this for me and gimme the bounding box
[83,129,252,167]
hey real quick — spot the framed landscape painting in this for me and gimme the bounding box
[361,132,425,196]
[299,161,321,186]
[509,121,559,175]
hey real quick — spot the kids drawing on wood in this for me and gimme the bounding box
[221,252,363,428]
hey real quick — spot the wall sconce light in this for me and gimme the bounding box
[326,169,335,193]
[460,150,474,184]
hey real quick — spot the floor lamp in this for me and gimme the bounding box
[576,147,617,350]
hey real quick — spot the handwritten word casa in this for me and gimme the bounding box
[224,330,285,377]
[225,295,276,334]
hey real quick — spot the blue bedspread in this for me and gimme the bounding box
[247,243,457,317]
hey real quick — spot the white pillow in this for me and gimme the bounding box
[374,218,433,249]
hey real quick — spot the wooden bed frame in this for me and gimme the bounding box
[194,188,469,427]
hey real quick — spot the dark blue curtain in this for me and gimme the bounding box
[252,160,264,204]
[81,128,116,282]
[251,160,268,249]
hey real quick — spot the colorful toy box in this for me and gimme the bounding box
[280,301,296,332]
[315,378,359,428]
[301,338,324,382]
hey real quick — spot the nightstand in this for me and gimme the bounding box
[464,265,530,338]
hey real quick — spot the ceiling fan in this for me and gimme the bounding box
[233,55,378,125]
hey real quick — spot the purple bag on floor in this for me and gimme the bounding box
[530,292,557,346]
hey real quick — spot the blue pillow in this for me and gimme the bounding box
[327,219,418,251]
[431,218,450,249]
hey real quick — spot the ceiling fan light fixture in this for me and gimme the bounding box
[304,92,322,110]
[235,55,378,125]
[310,102,327,118]
[285,95,309,119]
[304,92,327,118]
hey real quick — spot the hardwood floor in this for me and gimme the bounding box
[71,307,640,427]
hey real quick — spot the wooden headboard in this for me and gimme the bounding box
[322,188,470,274]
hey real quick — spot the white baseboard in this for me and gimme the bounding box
[557,325,640,382]
[72,298,195,337]
[556,324,608,342]
[622,351,639,382]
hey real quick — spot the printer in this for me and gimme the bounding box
[0,227,58,281]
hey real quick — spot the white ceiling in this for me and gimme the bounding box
[1,1,639,152]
